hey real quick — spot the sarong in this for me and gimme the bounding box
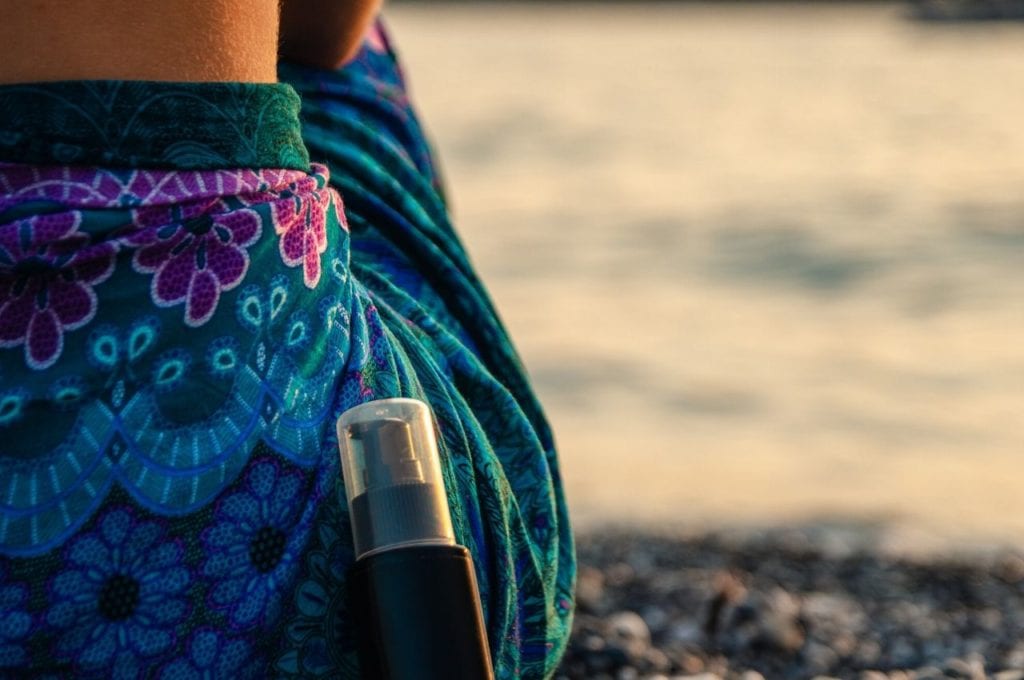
[0,21,574,679]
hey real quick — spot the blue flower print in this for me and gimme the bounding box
[282,310,312,353]
[0,565,32,667]
[205,336,241,379]
[201,457,309,630]
[151,348,192,393]
[317,294,350,337]
[235,276,290,337]
[87,318,161,374]
[86,317,161,408]
[157,628,257,680]
[274,483,358,678]
[0,387,28,427]
[46,507,189,679]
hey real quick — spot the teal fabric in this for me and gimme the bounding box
[0,81,309,169]
[0,20,574,680]
[280,25,577,677]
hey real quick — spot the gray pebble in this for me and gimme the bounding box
[859,672,888,680]
[855,640,882,666]
[615,667,639,680]
[643,647,671,674]
[667,621,703,645]
[944,655,985,680]
[675,651,704,675]
[887,637,919,668]
[605,610,651,658]
[802,641,839,676]
[995,671,1024,680]
[576,565,607,614]
[1006,643,1024,670]
[641,605,671,635]
[559,531,1024,680]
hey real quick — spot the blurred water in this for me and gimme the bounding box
[386,2,1024,551]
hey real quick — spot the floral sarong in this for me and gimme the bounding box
[0,22,574,679]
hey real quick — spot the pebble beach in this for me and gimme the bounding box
[557,530,1024,680]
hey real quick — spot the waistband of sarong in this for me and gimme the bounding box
[0,81,310,170]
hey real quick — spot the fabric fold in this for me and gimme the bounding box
[0,19,574,680]
[0,81,310,170]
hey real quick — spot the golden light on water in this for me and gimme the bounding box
[390,2,1024,552]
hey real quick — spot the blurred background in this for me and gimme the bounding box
[387,1,1024,555]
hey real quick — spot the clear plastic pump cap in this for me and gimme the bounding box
[336,399,455,559]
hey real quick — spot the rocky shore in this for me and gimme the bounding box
[556,529,1024,680]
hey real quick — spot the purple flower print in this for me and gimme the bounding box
[0,212,116,369]
[0,165,306,214]
[130,206,261,327]
[270,177,331,289]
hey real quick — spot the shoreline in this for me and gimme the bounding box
[564,518,1024,561]
[557,528,1024,679]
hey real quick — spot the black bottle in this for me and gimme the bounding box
[337,399,494,680]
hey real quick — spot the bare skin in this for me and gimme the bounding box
[0,0,381,85]
[280,0,384,71]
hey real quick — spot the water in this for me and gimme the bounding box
[386,3,1024,551]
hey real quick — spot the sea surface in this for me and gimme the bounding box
[386,2,1024,552]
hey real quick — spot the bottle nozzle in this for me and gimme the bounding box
[337,399,455,559]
